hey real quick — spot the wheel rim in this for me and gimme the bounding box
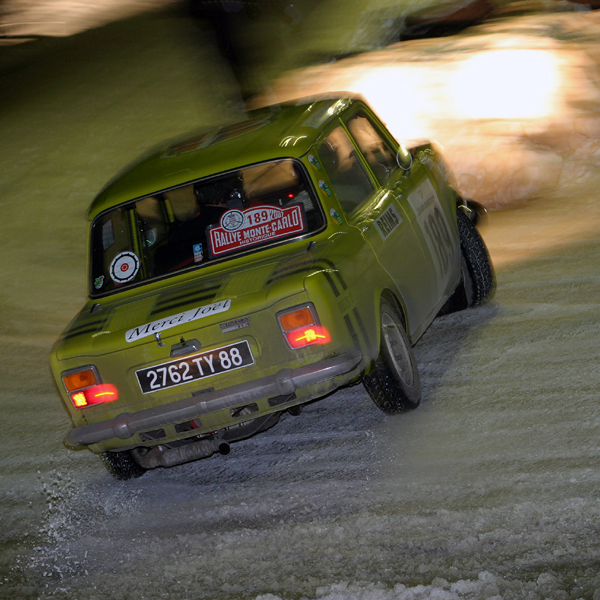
[381,310,414,387]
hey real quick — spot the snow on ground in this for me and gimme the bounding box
[1,5,600,600]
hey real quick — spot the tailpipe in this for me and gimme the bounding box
[134,438,229,469]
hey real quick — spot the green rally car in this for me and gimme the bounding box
[50,95,494,479]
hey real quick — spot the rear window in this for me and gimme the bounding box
[90,159,323,295]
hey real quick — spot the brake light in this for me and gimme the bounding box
[71,392,88,408]
[278,304,331,349]
[69,384,119,409]
[286,325,331,349]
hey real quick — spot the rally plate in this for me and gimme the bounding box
[136,340,254,394]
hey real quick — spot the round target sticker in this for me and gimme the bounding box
[109,251,140,284]
[221,210,244,232]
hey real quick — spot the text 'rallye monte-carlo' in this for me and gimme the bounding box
[50,94,494,479]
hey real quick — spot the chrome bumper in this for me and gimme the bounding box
[65,350,363,447]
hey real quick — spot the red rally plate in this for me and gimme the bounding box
[208,204,306,257]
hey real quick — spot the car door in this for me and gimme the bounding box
[315,114,440,338]
[348,109,460,306]
[394,155,459,308]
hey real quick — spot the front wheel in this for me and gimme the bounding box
[457,208,495,307]
[363,297,421,414]
[440,209,495,314]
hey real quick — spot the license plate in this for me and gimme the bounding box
[136,340,254,394]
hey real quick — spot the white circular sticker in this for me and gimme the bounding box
[109,251,140,284]
[221,210,245,232]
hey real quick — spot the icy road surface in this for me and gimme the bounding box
[2,7,600,600]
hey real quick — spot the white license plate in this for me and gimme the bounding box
[136,340,254,394]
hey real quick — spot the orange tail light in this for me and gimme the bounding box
[63,368,98,392]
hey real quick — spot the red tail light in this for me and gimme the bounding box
[69,384,119,409]
[285,325,331,349]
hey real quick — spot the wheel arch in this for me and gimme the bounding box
[369,288,412,366]
[362,288,422,413]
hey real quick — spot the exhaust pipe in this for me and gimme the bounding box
[135,438,230,469]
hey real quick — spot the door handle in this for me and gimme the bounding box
[170,338,201,358]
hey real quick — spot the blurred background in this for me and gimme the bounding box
[3,0,600,211]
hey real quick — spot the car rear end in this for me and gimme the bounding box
[50,152,363,469]
[51,258,362,465]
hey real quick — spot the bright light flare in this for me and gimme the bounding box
[71,392,88,409]
[345,44,562,140]
[354,67,430,140]
[450,49,560,120]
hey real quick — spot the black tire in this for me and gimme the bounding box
[363,296,421,414]
[441,209,495,314]
[456,209,495,306]
[101,450,147,480]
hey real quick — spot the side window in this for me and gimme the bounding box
[347,113,396,185]
[317,126,375,215]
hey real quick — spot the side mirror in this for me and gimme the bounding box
[396,144,413,172]
[461,199,489,228]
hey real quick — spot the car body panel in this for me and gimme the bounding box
[88,99,354,221]
[50,94,462,464]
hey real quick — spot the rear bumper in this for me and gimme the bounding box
[65,350,363,447]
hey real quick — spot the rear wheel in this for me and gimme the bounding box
[363,296,421,414]
[101,450,147,480]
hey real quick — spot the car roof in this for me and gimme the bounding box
[87,95,364,220]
